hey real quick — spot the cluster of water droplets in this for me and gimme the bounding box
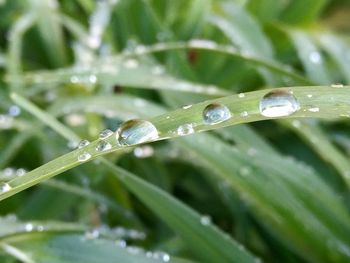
[0,105,21,130]
[0,167,27,193]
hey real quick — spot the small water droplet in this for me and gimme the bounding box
[200,215,211,225]
[239,166,251,176]
[331,83,344,88]
[117,119,159,146]
[292,120,301,128]
[308,107,319,112]
[0,182,11,193]
[99,129,113,139]
[70,75,79,83]
[203,103,231,125]
[238,93,245,98]
[3,168,15,177]
[309,51,322,64]
[182,104,192,109]
[177,124,194,136]
[259,90,300,117]
[117,239,127,248]
[89,74,97,84]
[96,141,112,152]
[307,94,313,98]
[240,111,248,117]
[8,105,21,117]
[78,152,92,162]
[78,140,90,149]
[85,229,100,239]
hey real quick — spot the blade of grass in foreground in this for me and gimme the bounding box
[3,86,350,201]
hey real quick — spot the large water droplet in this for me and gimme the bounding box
[117,119,159,146]
[259,90,300,117]
[0,182,11,193]
[203,103,231,125]
[200,215,211,225]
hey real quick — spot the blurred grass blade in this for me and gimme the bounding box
[103,161,258,263]
[288,30,331,84]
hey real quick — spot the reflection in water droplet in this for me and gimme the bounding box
[78,152,92,162]
[259,90,300,117]
[177,124,194,136]
[117,119,159,146]
[78,140,90,149]
[99,129,113,139]
[0,182,11,193]
[96,141,112,152]
[203,104,231,125]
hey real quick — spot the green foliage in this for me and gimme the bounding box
[0,0,350,262]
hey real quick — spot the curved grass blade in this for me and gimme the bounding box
[4,86,350,201]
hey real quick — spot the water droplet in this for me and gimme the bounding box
[238,93,245,98]
[99,129,113,139]
[15,168,26,177]
[259,90,300,117]
[89,74,97,84]
[78,152,92,162]
[151,66,165,75]
[308,107,319,112]
[203,103,231,125]
[78,140,90,149]
[153,251,171,262]
[307,94,313,98]
[117,119,159,146]
[189,39,217,49]
[3,168,15,177]
[70,75,79,83]
[96,141,112,152]
[24,223,34,232]
[117,239,127,248]
[240,111,248,117]
[331,83,344,88]
[85,229,100,239]
[0,182,11,193]
[292,120,301,128]
[134,145,154,158]
[8,105,21,117]
[239,166,251,176]
[309,51,322,64]
[177,124,194,136]
[200,215,211,225]
[182,104,192,109]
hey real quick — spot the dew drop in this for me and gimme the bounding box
[182,104,192,109]
[200,215,211,225]
[203,103,231,125]
[0,182,11,193]
[307,94,313,98]
[78,139,90,149]
[95,141,112,152]
[99,129,113,139]
[15,168,26,177]
[78,152,92,162]
[259,90,300,117]
[238,93,245,98]
[24,223,34,232]
[240,111,248,117]
[331,83,344,88]
[309,51,322,64]
[177,124,194,136]
[8,105,21,117]
[308,107,319,112]
[117,119,159,146]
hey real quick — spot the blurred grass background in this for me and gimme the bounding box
[0,0,350,262]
